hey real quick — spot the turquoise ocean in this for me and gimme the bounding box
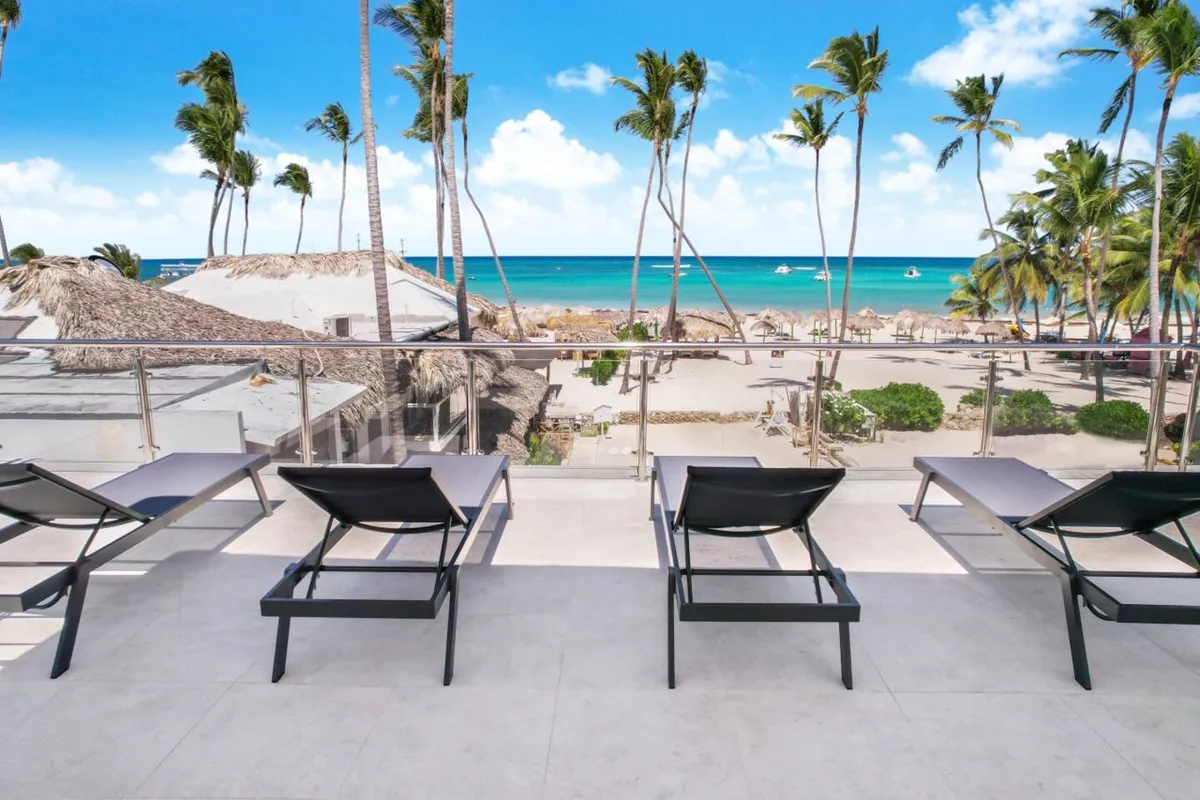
[141,255,975,314]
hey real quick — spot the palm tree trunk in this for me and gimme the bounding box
[655,148,680,375]
[1033,301,1041,345]
[222,179,235,255]
[1148,79,1177,361]
[830,111,865,382]
[295,196,306,255]
[1095,68,1137,335]
[1080,248,1104,402]
[430,72,446,281]
[442,0,469,341]
[619,148,658,396]
[462,118,523,340]
[663,96,701,371]
[359,0,405,461]
[0,211,10,267]
[206,177,223,259]
[241,191,250,256]
[814,149,833,347]
[976,132,1031,371]
[0,24,8,81]
[338,141,348,251]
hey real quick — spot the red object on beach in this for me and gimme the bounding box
[1127,327,1170,376]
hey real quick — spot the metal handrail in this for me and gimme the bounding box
[0,338,1191,354]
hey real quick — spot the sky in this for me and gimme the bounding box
[1,0,1198,259]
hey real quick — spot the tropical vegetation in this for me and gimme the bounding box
[273,163,313,255]
[10,242,42,264]
[304,102,362,252]
[93,243,142,280]
[849,382,944,431]
[0,0,21,268]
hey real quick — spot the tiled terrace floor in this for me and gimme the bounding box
[1,468,1199,799]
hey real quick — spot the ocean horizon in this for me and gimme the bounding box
[141,255,976,315]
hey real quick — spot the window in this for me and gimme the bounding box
[334,317,351,337]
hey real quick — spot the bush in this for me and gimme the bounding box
[588,351,624,385]
[617,322,651,342]
[821,393,868,439]
[850,382,944,431]
[959,388,985,407]
[1076,400,1150,440]
[993,390,1075,436]
[823,378,843,392]
[526,434,566,466]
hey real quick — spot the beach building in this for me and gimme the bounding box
[0,257,546,465]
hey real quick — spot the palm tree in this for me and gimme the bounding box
[1141,0,1200,353]
[794,28,889,379]
[979,207,1055,342]
[93,243,141,280]
[273,164,313,255]
[305,102,362,252]
[361,0,406,460]
[233,150,261,256]
[1061,1,1165,334]
[612,49,677,394]
[0,0,22,268]
[10,242,42,264]
[945,267,1000,320]
[933,74,1027,366]
[440,0,469,339]
[0,0,21,80]
[775,100,844,345]
[375,0,448,280]
[457,76,524,340]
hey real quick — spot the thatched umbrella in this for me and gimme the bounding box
[857,307,880,319]
[928,316,969,343]
[201,251,498,315]
[847,314,886,342]
[975,320,1011,342]
[553,325,618,344]
[544,314,612,332]
[749,318,777,341]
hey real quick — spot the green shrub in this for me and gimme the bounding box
[526,434,565,466]
[588,351,624,385]
[959,388,985,407]
[617,322,651,342]
[850,382,944,431]
[1172,440,1200,465]
[1076,400,1149,440]
[821,393,868,438]
[993,390,1075,436]
[823,378,843,392]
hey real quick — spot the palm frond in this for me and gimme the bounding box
[937,137,964,170]
[1099,74,1133,134]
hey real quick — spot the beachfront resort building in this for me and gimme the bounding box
[0,256,547,466]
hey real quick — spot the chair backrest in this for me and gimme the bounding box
[676,466,845,533]
[0,463,146,525]
[1020,471,1200,535]
[278,466,470,527]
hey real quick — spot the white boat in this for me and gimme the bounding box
[157,262,200,281]
[774,264,793,275]
[814,270,829,282]
[904,267,922,279]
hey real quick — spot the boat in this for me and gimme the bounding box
[156,262,199,281]
[774,264,793,275]
[904,267,922,279]
[814,270,829,282]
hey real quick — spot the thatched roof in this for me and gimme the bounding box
[479,366,549,464]
[545,314,612,331]
[931,317,970,335]
[847,315,885,332]
[409,327,513,398]
[975,320,1012,339]
[199,251,499,314]
[554,325,618,344]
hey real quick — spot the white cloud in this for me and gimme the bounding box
[882,133,930,162]
[1167,93,1200,119]
[150,142,208,176]
[239,132,283,152]
[911,0,1092,87]
[880,162,940,195]
[476,110,620,190]
[982,128,1153,205]
[135,191,160,208]
[548,63,612,95]
[0,158,122,210]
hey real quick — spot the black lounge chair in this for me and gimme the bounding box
[911,456,1200,689]
[262,454,512,685]
[0,452,271,677]
[651,456,859,689]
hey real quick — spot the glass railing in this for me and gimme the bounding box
[2,337,1198,476]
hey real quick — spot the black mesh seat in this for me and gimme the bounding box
[651,456,858,689]
[0,453,271,678]
[912,457,1200,689]
[261,455,512,686]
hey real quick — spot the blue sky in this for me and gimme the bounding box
[2,0,1198,257]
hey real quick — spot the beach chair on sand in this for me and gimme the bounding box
[261,454,512,685]
[911,456,1200,689]
[0,453,271,678]
[762,410,793,437]
[651,456,859,689]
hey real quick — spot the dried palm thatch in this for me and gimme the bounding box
[479,365,549,464]
[408,327,514,399]
[930,317,970,335]
[975,320,1012,340]
[847,315,885,332]
[857,307,880,318]
[639,306,670,328]
[891,309,924,330]
[545,314,612,332]
[554,325,618,344]
[200,251,499,314]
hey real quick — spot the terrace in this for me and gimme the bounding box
[1,338,1198,799]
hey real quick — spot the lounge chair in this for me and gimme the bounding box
[911,456,1200,689]
[261,454,512,685]
[762,410,793,438]
[651,456,859,689]
[0,453,271,677]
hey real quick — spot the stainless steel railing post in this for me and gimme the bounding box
[1178,356,1200,472]
[810,358,824,468]
[465,357,480,455]
[296,358,315,466]
[978,358,999,458]
[132,354,158,463]
[1146,350,1171,472]
[635,357,651,480]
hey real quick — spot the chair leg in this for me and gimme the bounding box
[1060,579,1092,690]
[50,572,91,679]
[838,620,853,690]
[667,572,676,690]
[271,616,291,683]
[443,568,459,686]
[909,473,931,522]
[648,470,656,521]
[502,469,514,521]
[250,469,272,518]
